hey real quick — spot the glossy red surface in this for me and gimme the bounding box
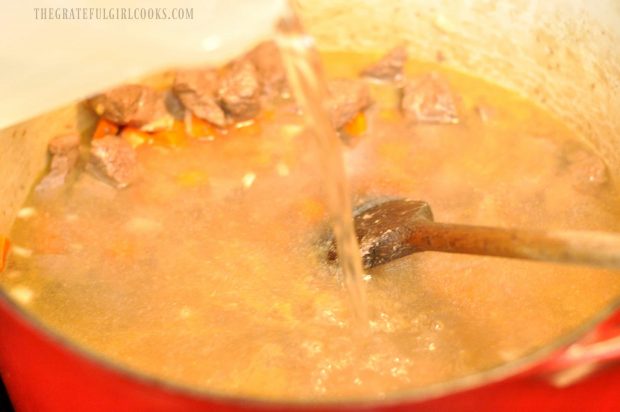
[1,296,620,412]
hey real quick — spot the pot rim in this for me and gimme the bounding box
[1,271,619,409]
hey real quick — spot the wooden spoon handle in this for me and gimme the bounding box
[411,222,620,269]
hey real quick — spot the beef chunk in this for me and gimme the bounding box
[36,152,79,192]
[326,79,372,129]
[401,73,459,124]
[164,90,185,120]
[361,46,408,81]
[217,61,261,121]
[567,149,608,192]
[89,136,138,188]
[48,133,80,155]
[173,69,227,127]
[246,41,288,98]
[36,134,81,192]
[89,84,142,124]
[90,85,167,128]
[137,93,173,132]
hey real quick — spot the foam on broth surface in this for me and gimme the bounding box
[3,52,620,400]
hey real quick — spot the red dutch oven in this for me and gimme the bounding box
[1,290,620,411]
[1,0,620,410]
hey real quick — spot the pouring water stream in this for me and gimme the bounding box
[276,12,369,325]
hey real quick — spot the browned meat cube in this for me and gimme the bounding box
[89,84,142,124]
[327,79,372,129]
[137,93,174,132]
[36,134,81,192]
[361,46,407,82]
[246,41,288,98]
[36,153,79,192]
[47,133,80,155]
[48,133,80,155]
[89,136,138,188]
[89,85,167,128]
[217,61,261,121]
[173,69,227,127]
[136,91,170,131]
[164,90,185,120]
[567,149,608,192]
[401,73,459,124]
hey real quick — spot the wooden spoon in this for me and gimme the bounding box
[327,197,620,270]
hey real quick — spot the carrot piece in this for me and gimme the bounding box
[120,127,152,149]
[343,112,367,136]
[93,117,119,139]
[185,113,216,139]
[153,120,187,147]
[0,236,10,273]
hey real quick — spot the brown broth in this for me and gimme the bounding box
[3,52,620,401]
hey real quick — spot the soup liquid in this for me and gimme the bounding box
[3,52,620,401]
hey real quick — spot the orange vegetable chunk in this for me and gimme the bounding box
[121,127,152,148]
[343,112,367,137]
[93,117,119,139]
[153,120,187,147]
